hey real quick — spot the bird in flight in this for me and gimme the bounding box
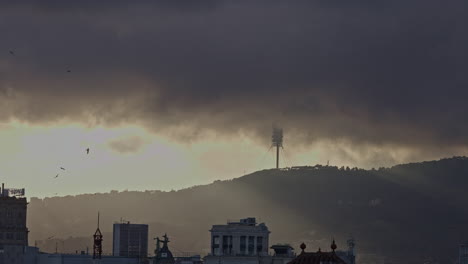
[47,236,55,240]
[60,167,66,171]
[86,148,90,154]
[9,50,14,55]
[54,174,59,178]
[67,70,71,73]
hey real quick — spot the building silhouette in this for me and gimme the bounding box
[210,217,270,256]
[205,217,294,264]
[0,183,28,264]
[153,234,175,264]
[271,245,294,258]
[0,184,147,264]
[174,255,202,264]
[113,222,149,259]
[335,238,356,264]
[287,241,347,264]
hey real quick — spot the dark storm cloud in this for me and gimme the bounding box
[1,0,468,149]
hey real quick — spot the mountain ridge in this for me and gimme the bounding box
[28,156,468,264]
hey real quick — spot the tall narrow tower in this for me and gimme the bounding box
[271,126,283,169]
[93,212,103,259]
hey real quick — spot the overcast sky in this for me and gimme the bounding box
[1,0,468,197]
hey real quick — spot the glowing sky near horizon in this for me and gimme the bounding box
[0,121,301,197]
[2,120,465,198]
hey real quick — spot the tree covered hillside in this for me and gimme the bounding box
[28,157,468,264]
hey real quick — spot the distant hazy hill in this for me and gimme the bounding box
[28,157,468,264]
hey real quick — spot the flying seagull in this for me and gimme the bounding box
[60,167,66,171]
[67,70,71,73]
[47,236,55,240]
[9,50,14,55]
[53,174,59,178]
[86,148,89,154]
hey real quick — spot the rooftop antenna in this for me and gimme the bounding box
[93,212,103,259]
[272,125,283,169]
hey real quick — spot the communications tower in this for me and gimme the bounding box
[93,212,103,259]
[271,126,283,169]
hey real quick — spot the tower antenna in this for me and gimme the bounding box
[93,211,103,259]
[271,125,283,169]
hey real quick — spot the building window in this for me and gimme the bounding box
[257,236,263,252]
[213,236,220,247]
[6,233,13,240]
[222,236,229,254]
[240,236,246,254]
[212,235,220,255]
[248,236,255,255]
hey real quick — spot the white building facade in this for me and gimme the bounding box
[210,218,270,257]
[205,218,294,264]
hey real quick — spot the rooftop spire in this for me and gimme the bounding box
[331,239,337,252]
[300,242,306,253]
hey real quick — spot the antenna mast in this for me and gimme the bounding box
[93,212,103,259]
[271,125,283,169]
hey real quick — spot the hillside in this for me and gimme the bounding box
[27,157,468,264]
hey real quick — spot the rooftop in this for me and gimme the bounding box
[288,242,346,264]
[210,217,270,232]
[227,217,257,226]
[0,183,26,199]
[289,252,347,264]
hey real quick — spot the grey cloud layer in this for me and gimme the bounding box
[1,0,468,148]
